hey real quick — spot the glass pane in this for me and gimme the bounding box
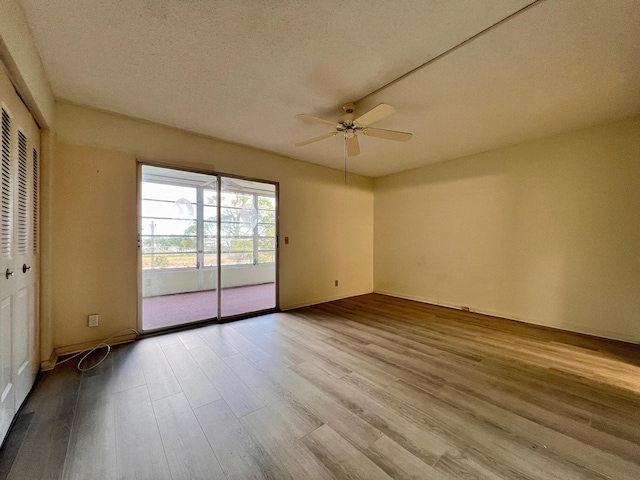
[141,199,196,219]
[202,220,216,236]
[141,235,197,254]
[203,206,217,221]
[203,237,217,252]
[142,252,197,269]
[258,238,275,250]
[221,252,253,265]
[221,192,253,208]
[221,236,253,251]
[141,219,195,236]
[203,253,217,267]
[258,251,275,264]
[141,182,197,203]
[257,224,275,236]
[220,206,240,219]
[203,188,217,206]
[257,210,275,223]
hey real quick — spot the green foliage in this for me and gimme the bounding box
[144,191,276,269]
[153,256,169,268]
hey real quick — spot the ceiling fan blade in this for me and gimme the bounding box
[295,131,338,147]
[362,127,412,142]
[346,134,360,157]
[296,114,340,127]
[353,103,395,127]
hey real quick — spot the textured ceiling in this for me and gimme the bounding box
[19,0,640,177]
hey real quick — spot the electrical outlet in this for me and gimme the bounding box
[88,314,99,327]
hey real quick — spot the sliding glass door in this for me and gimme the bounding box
[139,165,277,332]
[220,177,276,317]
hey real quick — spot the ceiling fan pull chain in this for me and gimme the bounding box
[343,133,347,184]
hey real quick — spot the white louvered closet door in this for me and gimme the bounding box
[0,67,39,444]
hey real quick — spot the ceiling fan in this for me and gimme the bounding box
[295,102,412,157]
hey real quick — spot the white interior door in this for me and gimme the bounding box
[0,67,39,444]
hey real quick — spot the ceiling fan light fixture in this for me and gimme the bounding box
[295,102,411,154]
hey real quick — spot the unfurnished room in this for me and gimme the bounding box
[0,1,639,479]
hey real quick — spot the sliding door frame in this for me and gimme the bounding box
[136,159,279,333]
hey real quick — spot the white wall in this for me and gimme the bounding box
[49,102,373,350]
[374,115,640,343]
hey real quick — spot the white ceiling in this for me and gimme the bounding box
[19,0,640,177]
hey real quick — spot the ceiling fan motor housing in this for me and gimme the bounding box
[338,102,360,125]
[342,102,356,113]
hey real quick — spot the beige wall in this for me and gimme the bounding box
[0,0,56,361]
[0,0,54,127]
[375,115,640,343]
[49,102,373,350]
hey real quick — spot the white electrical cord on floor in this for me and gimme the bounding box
[54,328,140,371]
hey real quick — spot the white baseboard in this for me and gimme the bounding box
[374,289,639,345]
[282,289,374,311]
[40,332,139,371]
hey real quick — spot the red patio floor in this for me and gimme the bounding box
[142,283,276,331]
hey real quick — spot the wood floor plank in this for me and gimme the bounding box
[433,452,507,480]
[292,361,458,466]
[223,352,273,389]
[298,386,383,450]
[194,398,286,480]
[248,355,383,450]
[6,363,80,480]
[156,331,183,346]
[436,383,640,478]
[161,341,221,409]
[152,392,226,479]
[189,346,266,417]
[62,374,116,480]
[138,340,182,402]
[215,326,271,362]
[254,356,318,397]
[260,331,351,377]
[234,329,303,366]
[113,385,169,480]
[240,405,335,479]
[301,424,392,480]
[365,435,452,480]
[271,312,332,340]
[287,334,398,388]
[344,370,613,480]
[197,324,241,357]
[178,330,208,350]
[109,344,146,394]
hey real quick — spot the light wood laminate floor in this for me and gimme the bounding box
[1,293,639,479]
